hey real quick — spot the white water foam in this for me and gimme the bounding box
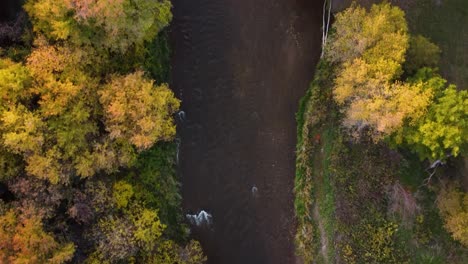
[186,210,213,226]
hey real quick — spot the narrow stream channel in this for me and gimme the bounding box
[170,0,323,263]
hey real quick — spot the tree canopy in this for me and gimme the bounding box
[0,0,204,262]
[24,0,172,53]
[326,3,467,161]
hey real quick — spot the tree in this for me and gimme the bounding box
[99,71,180,150]
[0,209,75,264]
[24,0,172,53]
[326,2,408,65]
[0,1,202,262]
[0,59,31,111]
[326,3,431,139]
[147,240,206,264]
[396,84,467,160]
[89,204,165,262]
[437,182,468,247]
[404,35,441,75]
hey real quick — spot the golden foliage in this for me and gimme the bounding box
[437,182,468,247]
[327,3,436,139]
[25,0,172,53]
[99,71,180,150]
[0,209,75,263]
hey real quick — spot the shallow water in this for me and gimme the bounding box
[171,0,323,263]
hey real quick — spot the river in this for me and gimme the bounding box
[0,0,22,22]
[170,0,323,263]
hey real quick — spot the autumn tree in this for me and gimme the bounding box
[0,209,75,263]
[1,46,179,183]
[326,3,435,138]
[334,58,432,137]
[437,182,468,247]
[99,71,180,150]
[147,240,207,264]
[324,2,468,162]
[392,69,468,160]
[24,0,172,53]
[86,180,166,262]
[326,3,408,65]
[0,1,202,262]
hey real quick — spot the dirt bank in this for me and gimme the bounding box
[170,0,322,263]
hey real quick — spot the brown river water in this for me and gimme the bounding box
[170,0,323,263]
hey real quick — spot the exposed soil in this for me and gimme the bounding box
[170,0,322,263]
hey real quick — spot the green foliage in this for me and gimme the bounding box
[133,143,180,220]
[405,87,467,160]
[405,35,441,74]
[147,240,207,264]
[0,146,23,181]
[294,61,335,263]
[113,180,134,209]
[143,30,172,83]
[0,59,31,110]
[394,70,468,160]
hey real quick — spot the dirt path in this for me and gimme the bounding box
[170,1,322,263]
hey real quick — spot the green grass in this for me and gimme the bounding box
[407,0,468,89]
[294,61,336,263]
[318,127,337,263]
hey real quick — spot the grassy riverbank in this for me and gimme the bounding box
[294,2,468,261]
[295,0,468,263]
[295,60,467,264]
[295,61,337,263]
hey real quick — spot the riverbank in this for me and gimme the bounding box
[170,0,323,263]
[296,59,468,264]
[295,2,468,263]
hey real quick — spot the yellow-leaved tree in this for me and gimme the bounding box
[25,0,172,53]
[0,209,75,264]
[99,71,180,151]
[437,182,468,247]
[326,3,433,139]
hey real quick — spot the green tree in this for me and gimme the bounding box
[404,35,441,75]
[396,84,467,160]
